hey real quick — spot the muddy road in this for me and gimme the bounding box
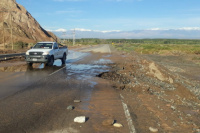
[0,44,131,133]
[0,44,200,133]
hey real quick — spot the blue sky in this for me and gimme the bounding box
[16,0,200,38]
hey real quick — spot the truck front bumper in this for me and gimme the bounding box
[25,55,51,63]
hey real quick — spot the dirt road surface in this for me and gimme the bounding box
[0,44,199,133]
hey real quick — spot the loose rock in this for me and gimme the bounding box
[113,123,123,128]
[149,127,158,132]
[74,100,81,103]
[74,116,86,123]
[102,119,114,126]
[171,106,176,111]
[67,105,74,110]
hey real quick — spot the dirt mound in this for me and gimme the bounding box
[98,51,200,132]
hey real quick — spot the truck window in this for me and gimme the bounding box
[33,43,53,49]
[54,43,59,49]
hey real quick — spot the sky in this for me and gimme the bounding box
[16,0,200,38]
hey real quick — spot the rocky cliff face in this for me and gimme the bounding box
[0,0,59,44]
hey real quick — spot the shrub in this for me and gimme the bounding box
[15,41,28,48]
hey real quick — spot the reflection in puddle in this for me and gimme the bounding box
[66,64,108,80]
[103,55,112,58]
[93,58,113,64]
[0,50,89,73]
[67,50,90,63]
[0,59,64,73]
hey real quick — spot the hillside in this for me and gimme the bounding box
[0,0,59,45]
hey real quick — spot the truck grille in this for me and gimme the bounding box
[29,52,43,55]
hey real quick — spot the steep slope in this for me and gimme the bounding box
[0,0,59,44]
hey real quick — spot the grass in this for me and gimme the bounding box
[114,43,200,55]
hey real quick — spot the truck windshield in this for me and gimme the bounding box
[33,43,53,49]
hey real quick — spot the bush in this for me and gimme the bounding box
[15,41,28,48]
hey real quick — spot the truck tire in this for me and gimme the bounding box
[27,62,33,66]
[46,56,54,66]
[61,53,66,64]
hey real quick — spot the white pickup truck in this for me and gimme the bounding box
[25,42,68,66]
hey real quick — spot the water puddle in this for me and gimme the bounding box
[0,50,88,72]
[65,63,108,109]
[66,50,90,63]
[64,52,110,111]
[93,58,113,64]
[0,50,110,109]
[66,64,108,80]
[103,55,112,58]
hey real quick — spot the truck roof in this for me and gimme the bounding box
[37,42,56,43]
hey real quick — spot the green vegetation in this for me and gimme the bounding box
[114,43,200,54]
[14,41,29,48]
[60,38,200,55]
[192,56,200,60]
[105,39,200,45]
[61,38,106,46]
[112,39,200,54]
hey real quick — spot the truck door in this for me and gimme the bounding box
[57,43,63,58]
[53,43,59,59]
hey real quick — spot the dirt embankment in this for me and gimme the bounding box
[98,51,200,133]
[0,49,27,54]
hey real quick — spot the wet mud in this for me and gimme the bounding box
[0,45,200,133]
[0,46,130,133]
[98,52,200,133]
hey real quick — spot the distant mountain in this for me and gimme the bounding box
[52,29,200,39]
[0,0,59,44]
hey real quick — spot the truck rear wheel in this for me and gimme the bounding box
[46,56,54,66]
[61,53,66,64]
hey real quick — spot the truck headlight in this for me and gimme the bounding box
[26,51,29,55]
[43,51,49,55]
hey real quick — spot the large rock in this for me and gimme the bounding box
[113,123,123,128]
[0,0,59,44]
[74,116,86,123]
[149,127,158,132]
[102,119,114,126]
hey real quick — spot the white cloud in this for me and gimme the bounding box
[148,28,166,31]
[51,27,200,39]
[147,27,200,31]
[101,30,121,33]
[176,27,200,30]
[47,28,67,32]
[53,0,84,2]
[73,28,121,33]
[48,27,200,34]
[148,28,170,31]
[74,28,92,32]
[45,29,53,32]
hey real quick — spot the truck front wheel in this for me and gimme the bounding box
[46,56,54,66]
